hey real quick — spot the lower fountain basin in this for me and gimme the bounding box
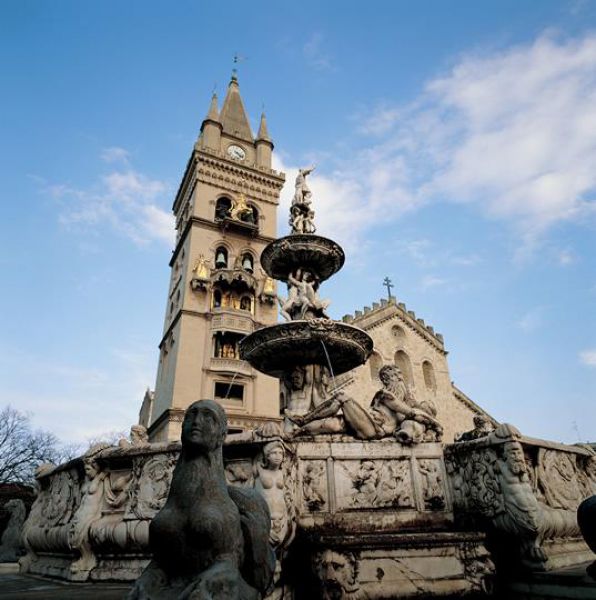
[239,319,373,378]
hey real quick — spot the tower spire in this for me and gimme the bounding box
[206,92,219,122]
[219,72,254,142]
[257,112,271,142]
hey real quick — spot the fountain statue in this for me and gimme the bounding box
[241,168,373,434]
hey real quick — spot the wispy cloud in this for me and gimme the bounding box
[303,32,334,71]
[420,275,448,290]
[579,349,596,367]
[555,247,577,266]
[44,150,174,246]
[100,146,130,164]
[282,32,596,257]
[517,306,546,332]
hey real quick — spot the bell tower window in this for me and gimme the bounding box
[241,253,254,273]
[215,246,228,269]
[215,197,232,221]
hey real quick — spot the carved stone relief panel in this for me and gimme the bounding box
[224,460,254,487]
[127,453,177,520]
[300,460,328,512]
[537,449,584,510]
[45,469,79,527]
[336,458,415,510]
[417,459,446,510]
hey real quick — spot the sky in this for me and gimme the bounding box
[0,0,595,446]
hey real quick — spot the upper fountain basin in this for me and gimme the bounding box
[260,235,345,283]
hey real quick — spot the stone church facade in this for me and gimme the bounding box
[338,298,493,443]
[140,73,493,443]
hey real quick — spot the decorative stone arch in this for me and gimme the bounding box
[238,249,255,273]
[212,241,232,270]
[393,350,414,387]
[391,323,406,344]
[244,202,259,225]
[369,351,383,383]
[422,359,437,393]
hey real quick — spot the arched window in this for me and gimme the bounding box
[240,204,258,225]
[394,350,414,387]
[215,246,228,269]
[212,289,222,308]
[215,197,232,221]
[392,325,406,343]
[369,351,383,383]
[241,253,254,273]
[422,360,436,392]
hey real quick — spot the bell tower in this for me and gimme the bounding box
[144,72,285,442]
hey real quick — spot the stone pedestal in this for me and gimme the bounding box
[288,439,493,598]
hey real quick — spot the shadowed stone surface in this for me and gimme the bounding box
[240,319,373,378]
[0,572,132,599]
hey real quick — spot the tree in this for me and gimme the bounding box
[0,406,65,484]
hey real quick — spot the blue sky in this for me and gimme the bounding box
[1,1,595,444]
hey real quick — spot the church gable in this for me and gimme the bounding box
[340,297,495,442]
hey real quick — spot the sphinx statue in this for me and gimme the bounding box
[129,399,275,599]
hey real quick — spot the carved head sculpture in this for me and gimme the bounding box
[313,549,359,599]
[130,424,149,445]
[474,415,490,431]
[82,444,107,479]
[289,366,306,391]
[585,456,596,480]
[262,441,284,470]
[181,399,227,453]
[379,365,402,389]
[502,441,527,476]
[83,458,100,480]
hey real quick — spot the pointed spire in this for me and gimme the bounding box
[206,93,219,122]
[219,74,253,142]
[256,112,271,142]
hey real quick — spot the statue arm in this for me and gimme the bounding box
[375,391,415,418]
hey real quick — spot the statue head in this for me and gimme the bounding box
[130,424,149,445]
[585,456,596,480]
[289,366,306,390]
[182,399,227,452]
[262,441,284,469]
[473,414,490,430]
[379,365,402,388]
[314,549,358,599]
[83,457,100,479]
[503,441,527,476]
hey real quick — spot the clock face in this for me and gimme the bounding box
[227,145,246,160]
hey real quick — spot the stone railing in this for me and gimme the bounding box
[444,423,596,574]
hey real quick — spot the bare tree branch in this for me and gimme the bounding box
[0,406,66,484]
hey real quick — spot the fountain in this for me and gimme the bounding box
[240,167,373,435]
[18,167,596,598]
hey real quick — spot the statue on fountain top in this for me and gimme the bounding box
[292,166,315,207]
[290,167,317,235]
